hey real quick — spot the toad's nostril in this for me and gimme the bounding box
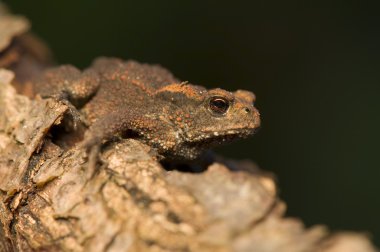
[244,107,250,113]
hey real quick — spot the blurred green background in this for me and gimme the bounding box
[4,0,380,245]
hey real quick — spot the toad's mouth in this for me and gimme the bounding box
[185,129,257,148]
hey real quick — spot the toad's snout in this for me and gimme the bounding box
[241,105,261,130]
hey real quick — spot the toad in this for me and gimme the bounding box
[32,57,260,160]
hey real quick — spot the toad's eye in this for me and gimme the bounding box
[209,97,230,115]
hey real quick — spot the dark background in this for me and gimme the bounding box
[4,0,380,245]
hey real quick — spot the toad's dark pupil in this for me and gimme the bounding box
[210,98,229,114]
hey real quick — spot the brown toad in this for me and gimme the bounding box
[32,57,260,160]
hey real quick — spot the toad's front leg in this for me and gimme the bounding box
[81,109,172,161]
[81,109,171,173]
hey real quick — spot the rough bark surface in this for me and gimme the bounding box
[0,5,378,252]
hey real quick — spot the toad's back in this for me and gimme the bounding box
[82,58,179,123]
